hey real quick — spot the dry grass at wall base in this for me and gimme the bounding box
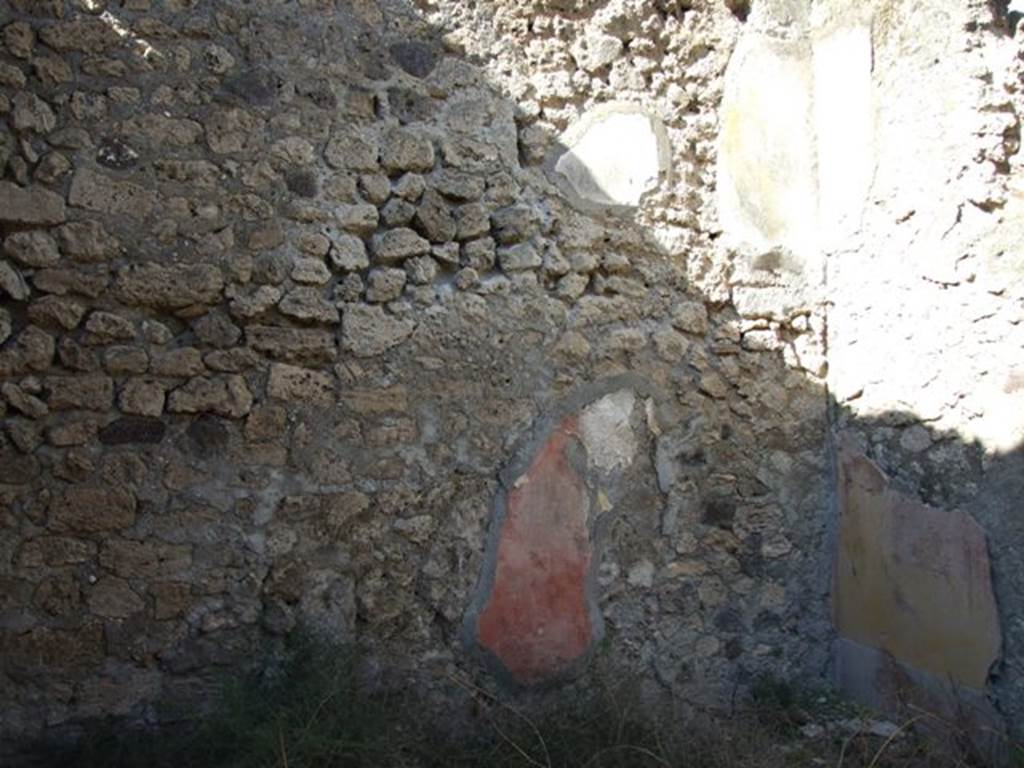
[21,634,1024,768]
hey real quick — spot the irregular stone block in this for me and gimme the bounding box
[17,536,97,567]
[4,231,60,268]
[27,295,86,330]
[340,386,408,414]
[278,287,339,324]
[0,182,66,225]
[0,622,104,675]
[267,363,334,405]
[49,484,137,533]
[87,576,143,619]
[380,128,434,172]
[115,263,223,308]
[69,168,156,218]
[47,374,114,411]
[497,242,542,272]
[390,41,438,78]
[371,227,431,264]
[413,189,456,242]
[32,267,110,298]
[340,303,415,357]
[324,130,378,171]
[167,375,253,418]
[99,539,192,579]
[99,416,167,445]
[366,267,407,303]
[246,325,336,364]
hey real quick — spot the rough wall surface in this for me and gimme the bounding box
[0,0,1019,756]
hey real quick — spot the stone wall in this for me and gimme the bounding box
[0,0,1020,757]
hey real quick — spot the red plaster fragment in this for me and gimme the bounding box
[476,417,593,684]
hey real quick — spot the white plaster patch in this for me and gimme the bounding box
[717,23,873,257]
[581,389,636,470]
[812,24,873,248]
[555,105,665,207]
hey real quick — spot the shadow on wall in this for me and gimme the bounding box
[0,0,1021,762]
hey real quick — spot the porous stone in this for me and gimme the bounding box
[49,485,137,533]
[69,168,156,218]
[193,311,242,349]
[4,231,60,268]
[291,257,331,285]
[380,128,435,172]
[325,131,379,171]
[671,301,709,335]
[435,170,485,201]
[104,346,149,374]
[119,378,166,417]
[167,375,253,418]
[84,310,135,341]
[116,263,224,308]
[229,286,282,320]
[88,577,144,619]
[393,173,425,201]
[461,238,496,271]
[1,383,49,419]
[47,375,113,411]
[336,204,379,235]
[151,348,205,377]
[267,363,334,405]
[329,233,370,271]
[278,287,340,324]
[455,203,490,240]
[366,267,408,303]
[405,255,438,285]
[0,260,30,300]
[371,228,431,264]
[490,205,541,245]
[99,539,191,579]
[340,303,415,357]
[247,326,336,364]
[498,242,542,272]
[99,416,167,445]
[12,92,55,134]
[413,190,457,242]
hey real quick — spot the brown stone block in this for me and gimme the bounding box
[99,539,192,580]
[48,485,136,533]
[0,621,104,675]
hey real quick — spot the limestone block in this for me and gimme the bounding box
[246,326,337,365]
[340,303,415,357]
[167,375,253,418]
[0,182,66,225]
[267,363,334,405]
[49,485,137,533]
